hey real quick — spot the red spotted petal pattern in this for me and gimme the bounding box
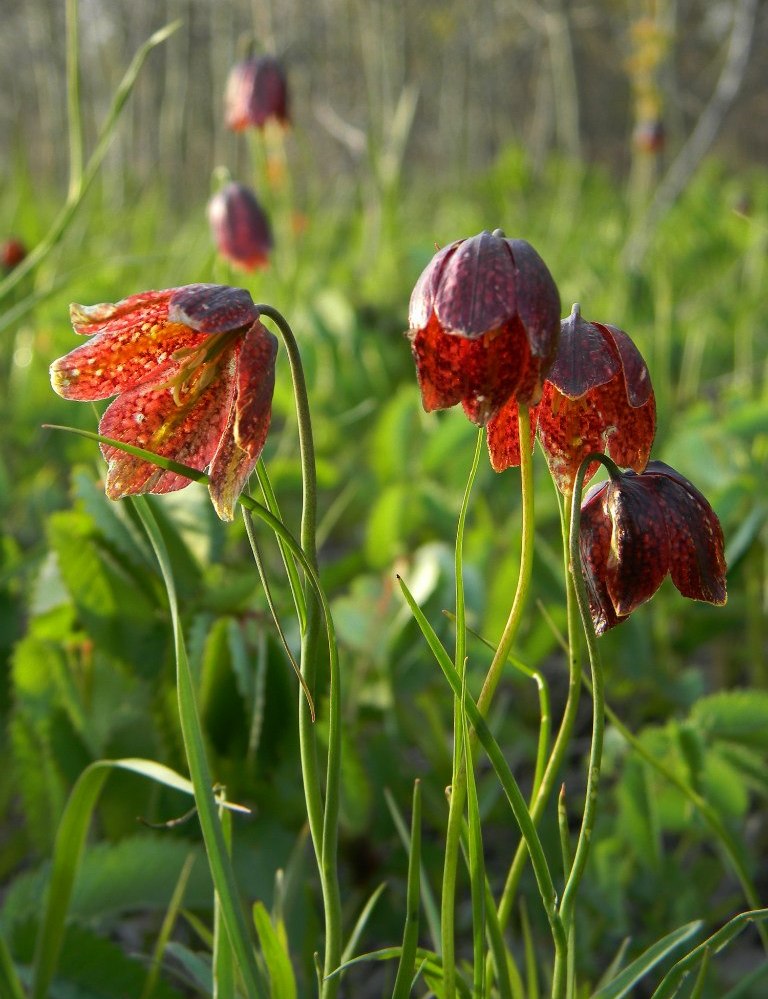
[579,462,727,635]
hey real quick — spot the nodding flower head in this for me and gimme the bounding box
[487,305,655,487]
[580,460,727,634]
[208,182,273,271]
[407,229,561,428]
[224,55,290,132]
[50,284,278,521]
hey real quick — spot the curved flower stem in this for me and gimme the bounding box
[477,406,535,713]
[495,492,582,933]
[551,454,611,997]
[254,304,342,997]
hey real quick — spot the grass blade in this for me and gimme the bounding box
[392,779,422,999]
[589,920,702,999]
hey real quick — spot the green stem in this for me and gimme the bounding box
[255,304,341,997]
[65,0,84,200]
[551,456,610,997]
[477,406,535,714]
[440,429,484,998]
[495,492,582,932]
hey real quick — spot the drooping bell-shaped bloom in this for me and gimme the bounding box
[50,284,278,521]
[224,55,290,132]
[580,461,727,634]
[1,237,26,272]
[487,305,655,487]
[407,230,561,427]
[208,182,273,271]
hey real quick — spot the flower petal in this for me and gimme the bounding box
[505,239,561,365]
[98,355,236,498]
[433,231,518,338]
[233,323,278,455]
[602,324,653,407]
[604,472,670,617]
[646,462,727,605]
[408,242,457,330]
[51,323,204,401]
[546,311,618,398]
[579,482,624,634]
[486,397,539,471]
[168,284,260,334]
[69,289,173,335]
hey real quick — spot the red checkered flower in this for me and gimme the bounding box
[407,230,561,427]
[208,182,272,271]
[50,284,277,521]
[580,461,727,634]
[224,55,290,132]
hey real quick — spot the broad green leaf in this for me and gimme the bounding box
[691,690,768,750]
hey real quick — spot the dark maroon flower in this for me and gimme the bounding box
[580,461,727,634]
[487,305,655,485]
[633,120,665,154]
[407,230,561,426]
[1,237,26,272]
[50,284,277,521]
[224,55,290,132]
[208,182,273,271]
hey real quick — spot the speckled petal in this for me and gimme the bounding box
[486,397,539,471]
[234,323,278,455]
[408,242,457,330]
[433,231,518,338]
[579,482,624,634]
[602,323,654,407]
[168,284,260,334]
[98,354,237,498]
[504,239,561,364]
[69,289,174,335]
[646,462,727,605]
[537,375,655,494]
[605,473,670,617]
[51,322,203,401]
[546,312,618,398]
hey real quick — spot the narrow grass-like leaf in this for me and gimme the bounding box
[0,934,25,999]
[326,948,473,998]
[242,508,315,720]
[461,678,485,999]
[141,852,196,999]
[384,787,440,955]
[720,958,768,998]
[650,910,768,999]
[253,901,297,999]
[135,498,263,998]
[482,881,516,999]
[341,883,387,966]
[31,757,221,999]
[255,459,307,631]
[213,807,236,999]
[520,899,540,999]
[589,920,702,999]
[392,780,422,999]
[396,576,564,953]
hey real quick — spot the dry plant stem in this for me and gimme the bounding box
[256,304,342,997]
[495,492,582,933]
[622,0,759,268]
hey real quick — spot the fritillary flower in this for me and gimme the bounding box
[50,284,277,521]
[580,461,727,634]
[225,55,290,132]
[208,182,272,271]
[407,229,561,427]
[488,306,655,488]
[1,237,26,272]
